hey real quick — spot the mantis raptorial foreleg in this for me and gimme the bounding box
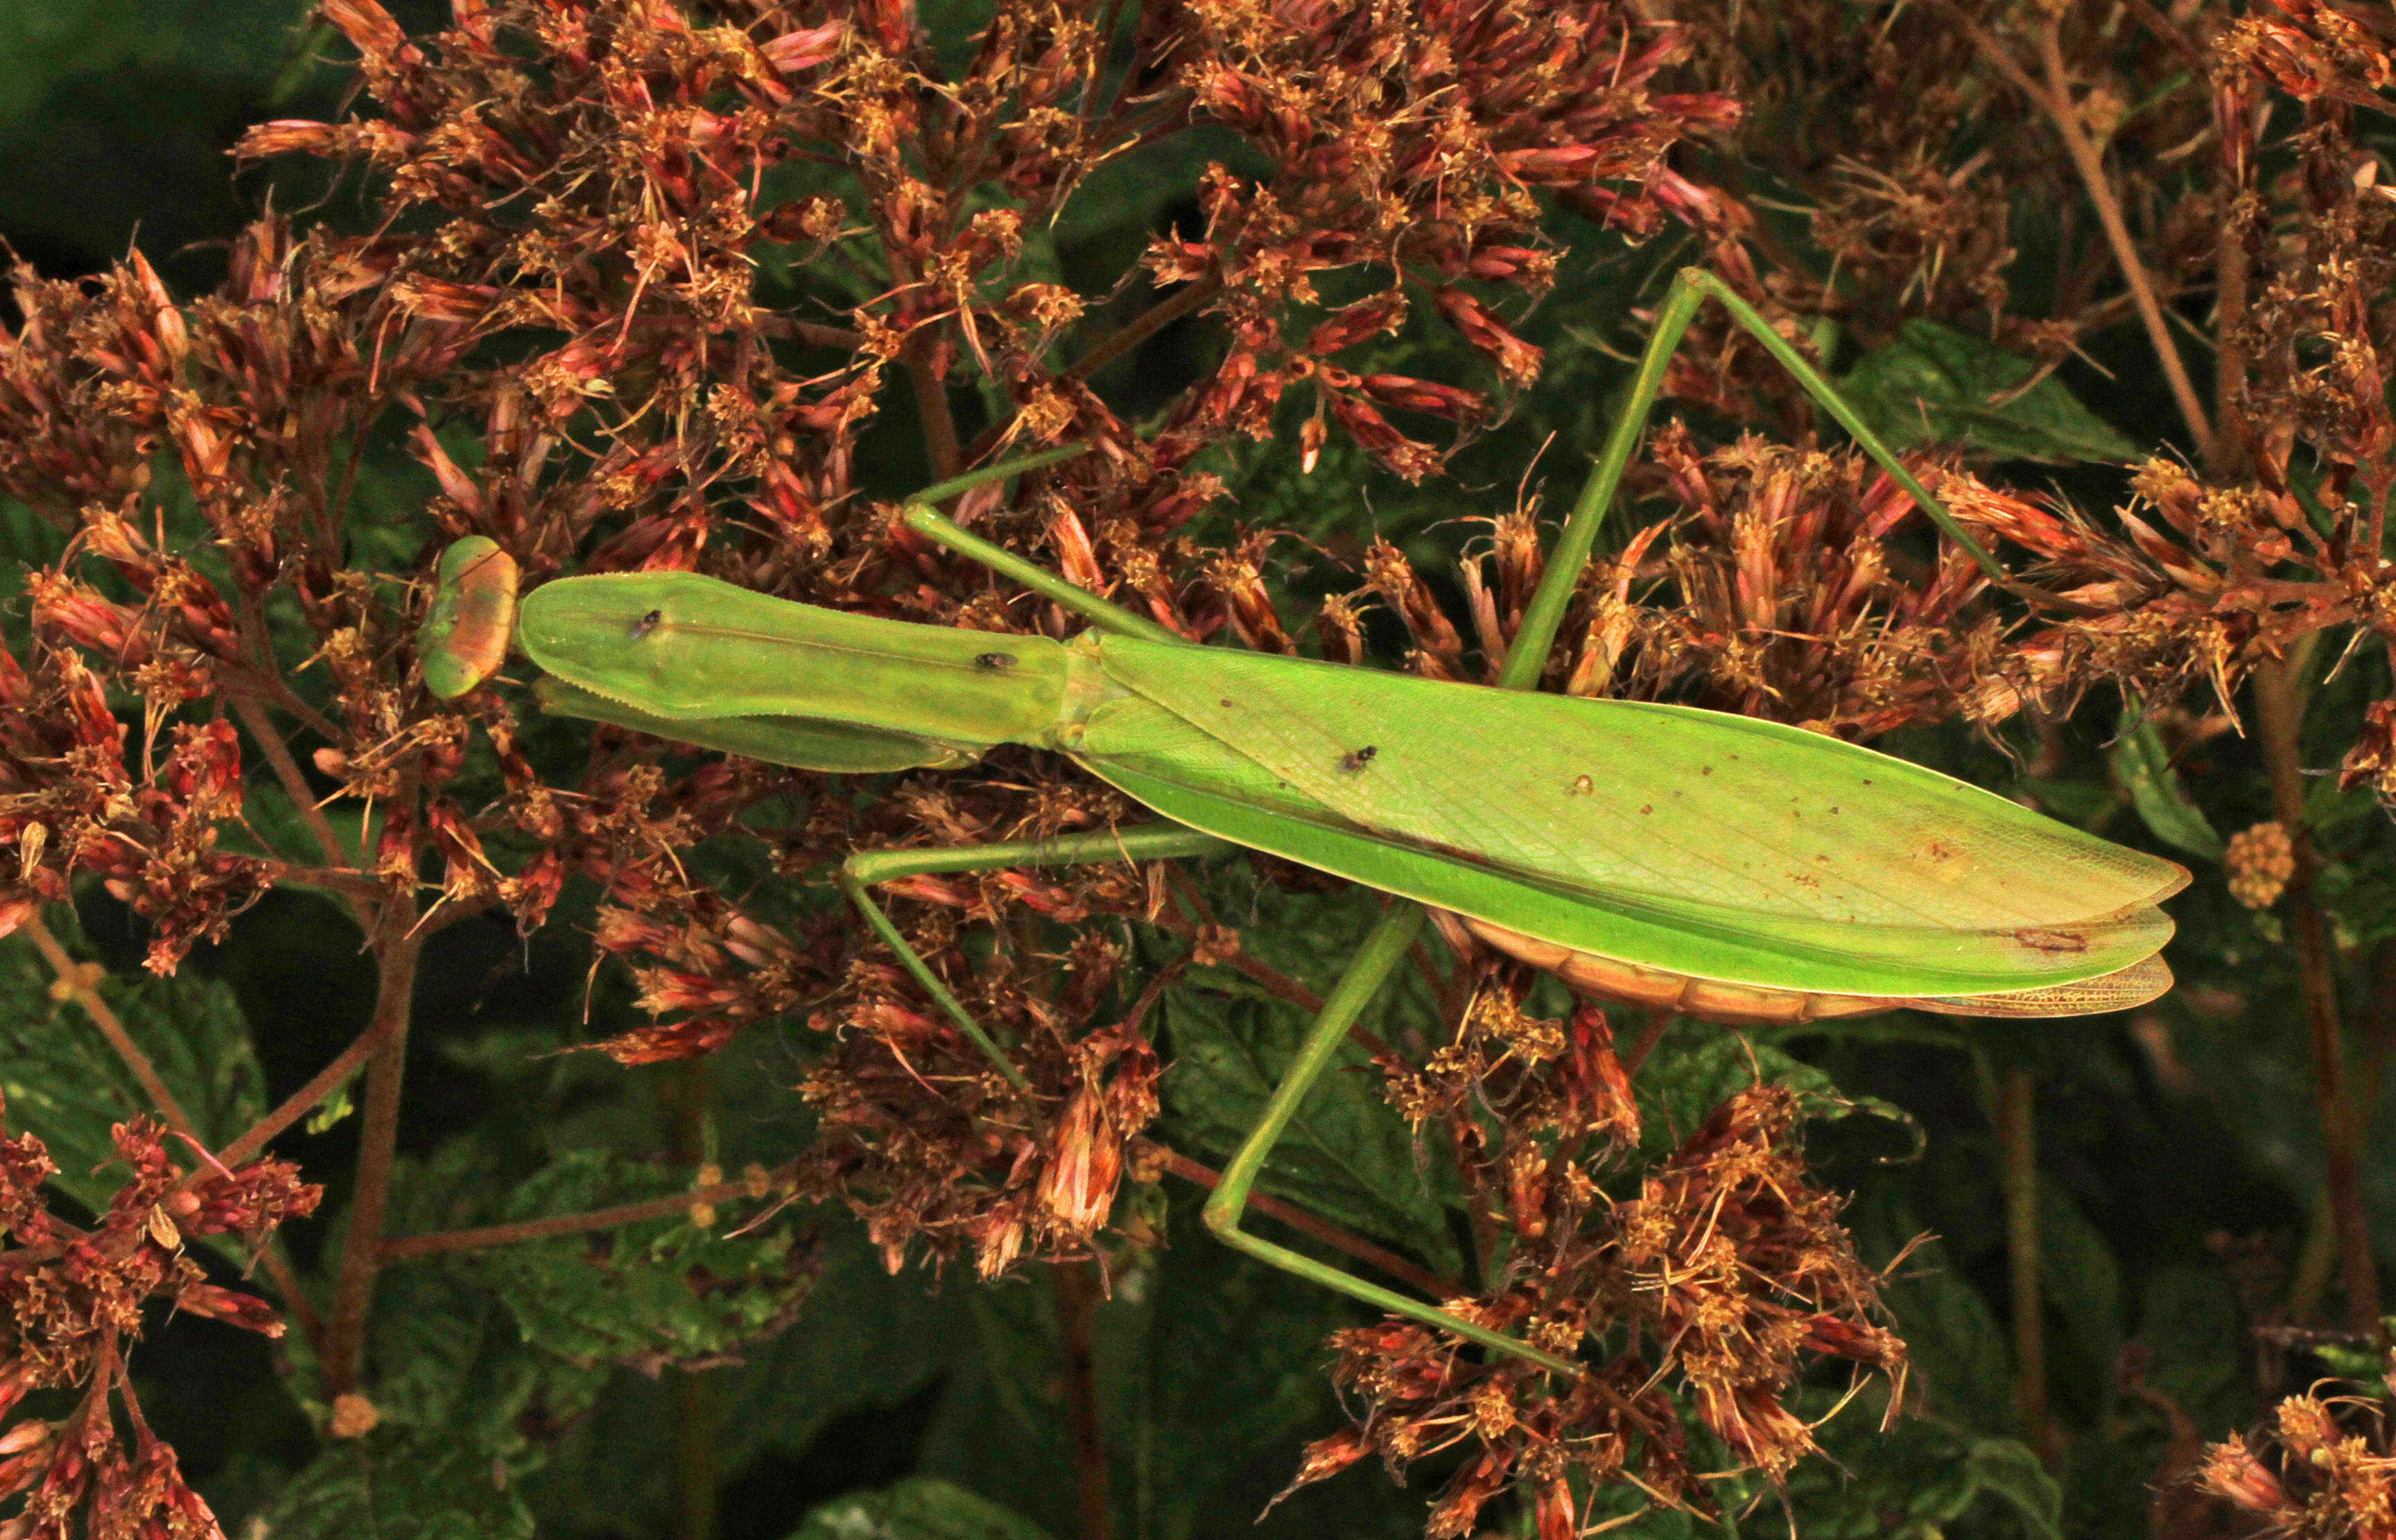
[840,825,1234,1093]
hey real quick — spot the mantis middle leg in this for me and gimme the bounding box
[843,830,1580,1373]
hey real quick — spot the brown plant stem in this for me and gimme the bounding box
[1997,1066,2056,1467]
[379,1164,795,1261]
[956,274,1226,469]
[1152,894,1398,1062]
[26,912,325,1354]
[1621,1010,1674,1077]
[2118,0,2207,73]
[231,694,375,931]
[28,915,198,1138]
[905,334,964,484]
[1066,274,1222,385]
[1054,1259,1114,1540]
[772,318,865,351]
[214,990,409,1168]
[320,903,423,1397]
[669,1367,720,1540]
[665,1058,718,1540]
[1144,1143,1462,1300]
[1944,3,2219,466]
[2252,651,2382,1336]
[2031,23,2219,468]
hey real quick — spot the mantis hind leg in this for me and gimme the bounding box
[1500,264,2007,688]
[847,832,1583,1376]
[1197,902,1582,1376]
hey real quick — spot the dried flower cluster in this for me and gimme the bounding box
[1281,1075,1904,1537]
[4,0,2396,1528]
[2200,1388,2396,1540]
[0,1097,318,1537]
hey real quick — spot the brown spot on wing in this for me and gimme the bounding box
[2012,928,2090,954]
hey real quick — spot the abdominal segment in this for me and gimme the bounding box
[1449,912,2174,1024]
[1452,913,1893,1025]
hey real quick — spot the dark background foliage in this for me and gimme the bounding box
[0,1,2387,1537]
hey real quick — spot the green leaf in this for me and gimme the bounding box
[2036,1178,2122,1381]
[1852,1191,2017,1435]
[1155,889,1462,1275]
[248,1433,537,1540]
[911,1188,1425,1540]
[786,1477,1059,1540]
[442,1148,816,1367]
[2134,1266,2247,1429]
[1635,1025,1837,1155]
[2110,711,2224,861]
[0,927,266,1211]
[1963,1437,2065,1539]
[718,1224,974,1466]
[2307,772,2381,837]
[367,1259,608,1467]
[1790,1395,2060,1540]
[1836,320,2140,464]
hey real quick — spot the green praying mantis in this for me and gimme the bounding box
[417,268,2187,1376]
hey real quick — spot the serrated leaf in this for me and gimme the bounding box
[2110,711,2224,860]
[1837,320,2140,464]
[718,1224,973,1466]
[248,1433,536,1540]
[1154,889,1461,1275]
[439,1148,815,1367]
[0,927,264,1211]
[912,1188,1424,1540]
[1634,1026,1837,1155]
[1963,1437,2064,1539]
[786,1477,1059,1540]
[369,1259,607,1464]
[1790,1394,2058,1540]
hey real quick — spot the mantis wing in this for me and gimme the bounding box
[1073,636,2182,1003]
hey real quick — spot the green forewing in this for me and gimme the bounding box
[1071,637,2183,998]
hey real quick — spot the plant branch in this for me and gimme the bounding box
[214,988,406,1168]
[27,912,325,1353]
[1621,1010,1674,1076]
[2118,0,2207,73]
[231,694,375,931]
[905,333,964,484]
[320,901,423,1396]
[955,274,1226,469]
[1942,3,2219,466]
[379,1163,797,1261]
[1067,274,1222,385]
[2029,19,2219,468]
[1996,1066,2056,1468]
[1054,1259,1114,1540]
[1144,1142,1463,1300]
[28,914,199,1138]
[2253,649,2382,1336]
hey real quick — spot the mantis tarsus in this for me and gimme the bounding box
[419,268,2187,1376]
